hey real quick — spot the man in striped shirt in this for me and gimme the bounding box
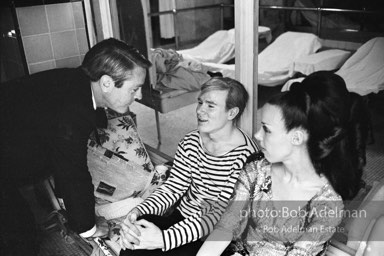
[119,77,259,256]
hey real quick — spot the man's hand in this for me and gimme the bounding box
[119,208,143,250]
[131,219,164,250]
[120,222,141,250]
[123,208,142,238]
[125,208,141,224]
[119,208,164,251]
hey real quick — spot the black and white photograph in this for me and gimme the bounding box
[1,0,383,255]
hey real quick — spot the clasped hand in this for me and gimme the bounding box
[119,209,164,251]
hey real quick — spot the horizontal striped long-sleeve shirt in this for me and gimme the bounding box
[135,129,258,251]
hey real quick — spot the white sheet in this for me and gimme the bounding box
[202,31,323,86]
[177,26,272,65]
[336,37,384,96]
[258,31,322,86]
[177,29,236,64]
[282,37,384,96]
[293,49,351,75]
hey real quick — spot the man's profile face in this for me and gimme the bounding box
[104,66,146,113]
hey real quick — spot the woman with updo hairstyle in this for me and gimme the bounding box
[197,71,370,256]
[291,71,369,200]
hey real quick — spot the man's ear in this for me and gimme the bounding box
[100,75,115,93]
[228,107,239,121]
[291,129,308,145]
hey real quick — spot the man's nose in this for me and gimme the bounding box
[196,104,205,115]
[134,88,142,100]
[254,129,262,141]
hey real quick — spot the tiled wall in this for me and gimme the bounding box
[16,1,89,74]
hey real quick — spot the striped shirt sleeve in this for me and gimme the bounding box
[162,168,241,251]
[161,132,257,251]
[135,139,192,216]
[135,130,258,251]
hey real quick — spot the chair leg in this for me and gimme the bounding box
[154,109,162,145]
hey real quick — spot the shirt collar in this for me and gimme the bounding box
[91,88,97,110]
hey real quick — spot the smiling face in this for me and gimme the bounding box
[103,66,146,113]
[254,103,294,163]
[196,89,233,135]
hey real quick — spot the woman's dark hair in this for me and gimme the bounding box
[81,38,151,88]
[267,71,370,200]
[200,77,249,125]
